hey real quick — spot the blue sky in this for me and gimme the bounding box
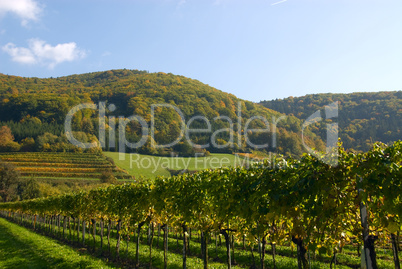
[0,0,401,102]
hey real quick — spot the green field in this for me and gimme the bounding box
[104,152,252,179]
[0,217,116,269]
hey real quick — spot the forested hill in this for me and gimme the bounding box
[0,69,323,156]
[261,92,402,152]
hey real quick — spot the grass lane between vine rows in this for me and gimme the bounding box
[0,216,359,269]
[1,215,400,268]
[0,217,116,269]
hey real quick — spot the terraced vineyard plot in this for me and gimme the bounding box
[0,152,133,182]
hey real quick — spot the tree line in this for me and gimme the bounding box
[261,91,402,152]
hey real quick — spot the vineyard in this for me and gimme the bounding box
[0,142,401,269]
[0,152,133,182]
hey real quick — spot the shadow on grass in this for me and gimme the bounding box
[12,217,184,269]
[4,216,386,269]
[0,218,95,269]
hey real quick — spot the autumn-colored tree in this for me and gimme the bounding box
[0,126,14,146]
[0,162,21,202]
[0,125,20,152]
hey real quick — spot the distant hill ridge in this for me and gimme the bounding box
[261,91,402,151]
[0,69,322,157]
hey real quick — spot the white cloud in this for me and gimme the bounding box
[2,39,87,69]
[0,0,42,26]
[2,42,36,64]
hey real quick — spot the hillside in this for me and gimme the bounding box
[0,69,323,157]
[261,91,402,151]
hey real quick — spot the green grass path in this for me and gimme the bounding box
[0,217,116,269]
[1,216,399,269]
